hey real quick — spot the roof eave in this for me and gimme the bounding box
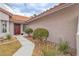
[26,3,75,23]
[0,8,13,16]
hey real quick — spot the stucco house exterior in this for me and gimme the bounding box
[0,8,29,37]
[26,3,79,50]
[1,3,79,54]
[0,8,12,36]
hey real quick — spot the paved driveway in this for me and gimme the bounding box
[13,35,35,56]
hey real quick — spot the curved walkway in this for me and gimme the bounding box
[13,35,35,56]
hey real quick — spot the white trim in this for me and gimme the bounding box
[76,16,79,55]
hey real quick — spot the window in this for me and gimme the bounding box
[1,20,7,33]
[23,24,27,31]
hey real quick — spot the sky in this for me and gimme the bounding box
[2,3,59,16]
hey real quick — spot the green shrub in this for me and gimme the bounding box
[42,45,62,56]
[5,34,11,40]
[24,28,33,36]
[33,28,49,41]
[58,41,70,54]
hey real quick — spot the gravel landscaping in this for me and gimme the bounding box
[26,37,76,56]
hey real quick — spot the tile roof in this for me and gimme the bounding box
[0,8,30,23]
[0,3,75,24]
[26,3,75,23]
[0,8,13,16]
[10,15,30,23]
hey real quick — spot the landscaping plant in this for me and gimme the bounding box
[58,41,70,55]
[24,28,33,37]
[33,28,49,41]
[5,34,11,40]
[42,41,70,56]
[42,45,62,56]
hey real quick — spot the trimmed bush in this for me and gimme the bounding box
[24,28,33,36]
[33,28,49,41]
[58,41,70,54]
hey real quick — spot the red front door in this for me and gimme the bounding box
[14,23,21,35]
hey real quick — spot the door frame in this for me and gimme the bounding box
[14,23,21,35]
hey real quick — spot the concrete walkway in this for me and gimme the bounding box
[13,35,35,56]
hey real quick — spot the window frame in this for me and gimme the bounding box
[23,24,27,32]
[1,20,7,33]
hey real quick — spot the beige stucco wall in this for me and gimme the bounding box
[0,11,10,37]
[21,24,24,34]
[28,4,79,49]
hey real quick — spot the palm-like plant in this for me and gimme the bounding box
[58,41,70,55]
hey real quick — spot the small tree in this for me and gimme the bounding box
[33,28,49,41]
[24,28,33,37]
